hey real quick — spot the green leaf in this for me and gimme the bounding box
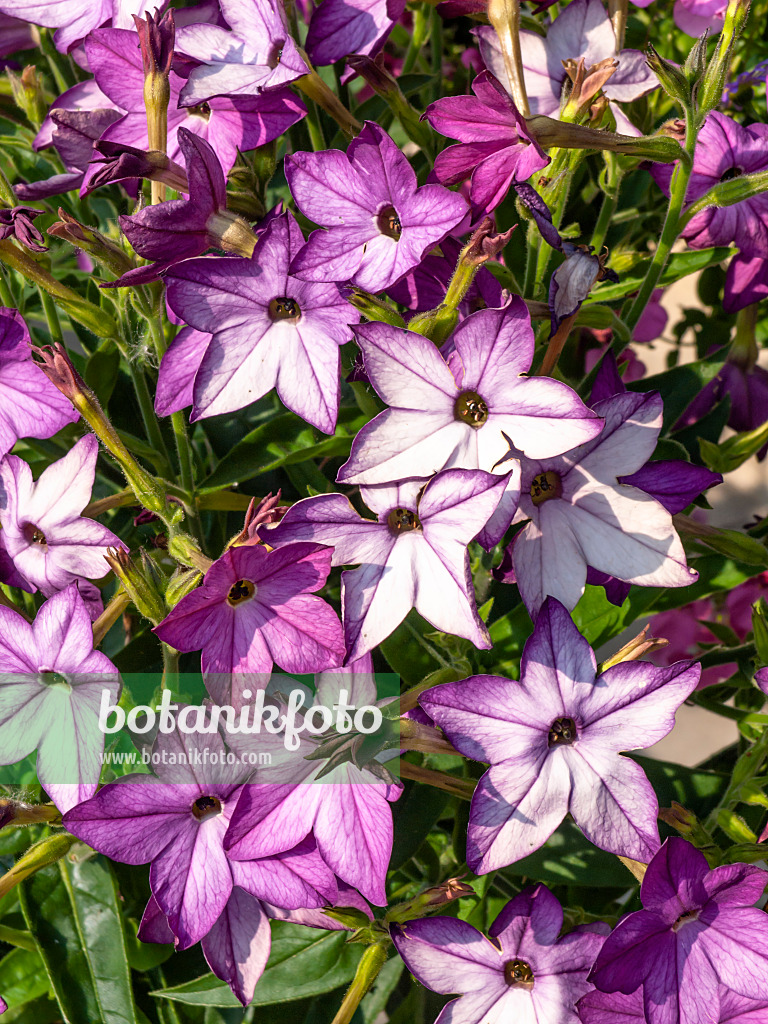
[19,853,142,1024]
[152,922,363,1007]
[592,247,734,302]
[0,947,50,1010]
[390,780,451,870]
[201,408,368,492]
[701,420,768,474]
[628,351,727,428]
[571,585,635,649]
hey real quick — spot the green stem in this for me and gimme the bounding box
[402,5,429,74]
[429,7,443,102]
[522,221,542,299]
[404,618,454,670]
[330,943,389,1024]
[160,644,180,691]
[114,335,173,478]
[624,118,696,333]
[591,167,624,253]
[38,28,74,94]
[305,100,327,151]
[146,314,203,547]
[0,269,14,308]
[38,288,64,346]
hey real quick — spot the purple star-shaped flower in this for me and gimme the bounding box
[392,884,607,1024]
[0,585,120,813]
[424,72,550,212]
[305,0,405,66]
[651,112,768,257]
[16,83,125,201]
[113,127,233,285]
[0,435,123,599]
[0,308,79,458]
[176,0,309,105]
[420,597,700,872]
[476,0,657,135]
[64,723,337,950]
[286,122,468,292]
[338,299,602,485]
[0,0,158,52]
[497,389,698,617]
[578,985,768,1024]
[164,209,356,431]
[264,469,506,661]
[153,541,345,684]
[589,838,768,1024]
[224,661,401,905]
[84,25,306,177]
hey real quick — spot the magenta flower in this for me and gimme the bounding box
[0,206,46,253]
[112,127,232,285]
[176,0,309,105]
[421,597,700,872]
[589,838,768,1024]
[64,724,337,951]
[424,72,550,211]
[0,308,79,458]
[497,390,698,617]
[17,83,124,201]
[305,0,405,65]
[578,985,768,1024]
[264,469,507,661]
[724,254,768,314]
[286,122,468,291]
[0,0,157,52]
[154,326,211,416]
[476,0,657,134]
[674,0,726,37]
[153,541,345,682]
[0,585,120,813]
[0,435,123,600]
[338,300,601,486]
[225,662,401,905]
[651,113,768,257]
[392,885,607,1024]
[164,210,356,431]
[84,25,305,177]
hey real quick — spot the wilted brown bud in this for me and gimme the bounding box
[230,492,290,547]
[134,8,175,77]
[599,624,669,671]
[561,57,618,120]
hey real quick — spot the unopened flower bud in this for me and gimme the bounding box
[0,797,60,830]
[323,906,374,930]
[347,289,405,327]
[0,833,78,899]
[348,55,434,154]
[645,46,692,107]
[105,547,167,624]
[407,305,458,345]
[698,0,751,118]
[599,624,669,671]
[166,567,203,608]
[524,115,687,164]
[31,343,172,521]
[168,533,214,573]
[7,65,46,127]
[49,209,136,278]
[387,879,476,924]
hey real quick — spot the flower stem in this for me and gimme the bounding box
[402,5,430,74]
[38,288,64,346]
[161,643,180,691]
[330,943,389,1024]
[591,162,623,253]
[624,118,696,333]
[0,269,15,309]
[398,761,476,800]
[539,312,577,376]
[704,726,768,834]
[145,314,203,546]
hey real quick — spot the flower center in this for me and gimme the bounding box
[530,471,562,506]
[719,165,742,182]
[454,390,489,428]
[187,102,211,120]
[387,507,421,535]
[268,296,301,322]
[192,795,222,820]
[23,522,47,546]
[504,959,534,988]
[376,205,402,240]
[267,40,284,68]
[672,909,701,932]
[227,578,256,606]
[548,716,577,747]
[38,670,71,692]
